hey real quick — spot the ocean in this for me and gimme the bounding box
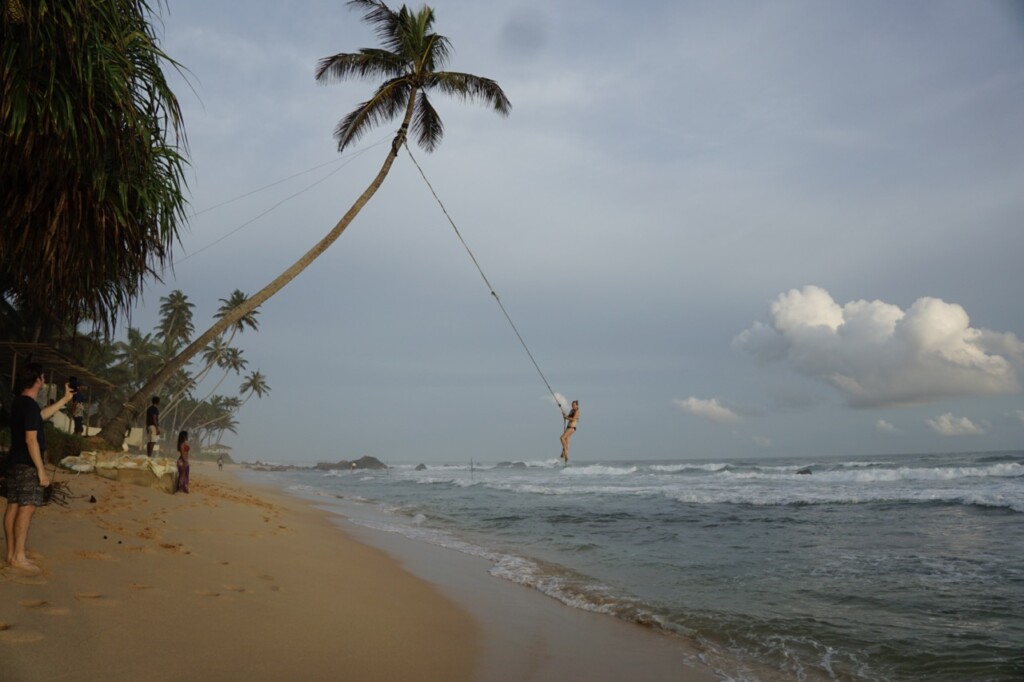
[261,450,1023,681]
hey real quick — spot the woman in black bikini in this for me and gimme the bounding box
[560,400,579,463]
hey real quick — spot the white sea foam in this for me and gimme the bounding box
[718,462,1023,483]
[560,464,639,476]
[648,462,731,473]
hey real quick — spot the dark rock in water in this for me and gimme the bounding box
[246,461,305,472]
[315,455,388,471]
[797,467,812,475]
[415,463,427,471]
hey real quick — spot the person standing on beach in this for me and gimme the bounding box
[560,400,580,463]
[3,363,74,573]
[145,396,160,457]
[176,430,190,494]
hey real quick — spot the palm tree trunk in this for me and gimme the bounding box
[96,94,419,448]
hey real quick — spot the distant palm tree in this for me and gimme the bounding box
[238,370,270,406]
[97,0,509,448]
[178,347,247,428]
[214,290,260,345]
[157,290,195,350]
[230,369,271,419]
[113,329,161,391]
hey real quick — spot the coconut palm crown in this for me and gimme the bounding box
[316,0,510,154]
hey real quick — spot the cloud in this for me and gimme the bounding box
[1018,410,1024,424]
[734,286,1023,408]
[673,397,740,423]
[752,435,772,448]
[876,419,899,434]
[926,413,983,436]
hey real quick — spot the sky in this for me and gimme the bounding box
[123,0,1024,464]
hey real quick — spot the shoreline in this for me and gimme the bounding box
[255,470,722,682]
[2,461,720,681]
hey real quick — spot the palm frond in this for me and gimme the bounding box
[429,72,512,116]
[412,91,443,152]
[315,49,405,84]
[347,0,403,52]
[334,78,412,152]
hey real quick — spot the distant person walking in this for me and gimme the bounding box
[560,400,580,464]
[176,431,190,494]
[145,396,160,457]
[3,363,74,573]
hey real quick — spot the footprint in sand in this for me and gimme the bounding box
[73,550,119,562]
[74,592,119,607]
[159,542,189,554]
[194,589,221,597]
[0,621,45,644]
[223,585,248,594]
[129,583,154,590]
[0,567,47,585]
[19,599,70,616]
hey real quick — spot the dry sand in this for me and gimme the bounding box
[2,462,719,681]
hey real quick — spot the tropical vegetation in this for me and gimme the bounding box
[1,0,189,333]
[72,289,270,451]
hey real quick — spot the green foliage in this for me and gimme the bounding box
[43,423,85,465]
[315,0,510,153]
[0,0,189,332]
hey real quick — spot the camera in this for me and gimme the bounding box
[69,376,79,392]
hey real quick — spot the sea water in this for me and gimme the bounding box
[264,451,1024,681]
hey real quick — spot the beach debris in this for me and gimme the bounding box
[42,482,71,507]
[59,452,178,493]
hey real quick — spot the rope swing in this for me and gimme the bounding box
[404,142,564,414]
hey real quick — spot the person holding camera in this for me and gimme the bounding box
[3,363,74,574]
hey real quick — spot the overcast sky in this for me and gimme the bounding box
[126,0,1024,464]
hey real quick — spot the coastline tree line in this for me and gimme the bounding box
[2,0,508,453]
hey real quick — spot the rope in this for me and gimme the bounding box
[404,142,563,414]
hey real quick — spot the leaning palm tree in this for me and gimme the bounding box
[96,0,510,448]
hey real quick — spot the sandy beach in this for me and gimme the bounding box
[2,462,718,681]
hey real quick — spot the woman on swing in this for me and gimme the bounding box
[560,400,580,463]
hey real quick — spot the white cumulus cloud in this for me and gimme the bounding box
[876,419,899,434]
[674,397,740,423]
[733,285,1023,408]
[926,413,983,436]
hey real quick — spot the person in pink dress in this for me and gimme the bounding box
[176,430,190,494]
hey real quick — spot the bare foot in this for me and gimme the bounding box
[10,559,41,575]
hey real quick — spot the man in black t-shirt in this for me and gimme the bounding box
[145,396,160,457]
[3,363,74,573]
